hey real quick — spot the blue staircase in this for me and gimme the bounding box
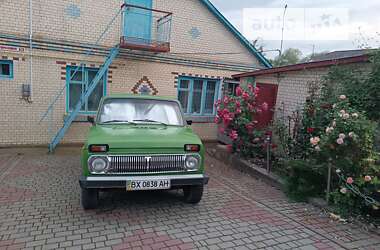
[40,2,172,152]
[38,6,124,153]
[48,46,120,152]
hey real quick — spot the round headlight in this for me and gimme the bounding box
[185,155,200,170]
[89,157,108,173]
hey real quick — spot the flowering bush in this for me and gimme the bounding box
[311,96,377,176]
[307,95,380,215]
[215,84,268,157]
[271,54,380,218]
[330,170,380,216]
[278,89,380,216]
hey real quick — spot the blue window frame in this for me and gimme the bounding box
[0,60,13,79]
[224,82,239,96]
[178,77,220,116]
[66,66,107,114]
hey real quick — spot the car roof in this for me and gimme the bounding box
[102,94,178,102]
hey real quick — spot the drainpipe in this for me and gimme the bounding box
[28,0,33,100]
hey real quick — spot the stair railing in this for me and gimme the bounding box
[38,8,123,150]
[48,46,120,152]
[39,8,122,123]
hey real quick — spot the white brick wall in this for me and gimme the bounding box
[0,49,239,145]
[0,0,265,66]
[251,68,329,121]
[240,62,371,124]
[0,0,267,146]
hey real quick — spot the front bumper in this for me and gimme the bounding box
[79,174,209,189]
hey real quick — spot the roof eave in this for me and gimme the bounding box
[199,0,272,69]
[232,55,370,79]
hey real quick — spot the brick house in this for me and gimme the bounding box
[232,51,371,126]
[0,0,271,148]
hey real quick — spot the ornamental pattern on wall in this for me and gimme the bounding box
[65,4,81,18]
[131,76,158,95]
[55,61,115,82]
[171,72,222,88]
[189,27,201,39]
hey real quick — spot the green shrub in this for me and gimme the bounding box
[375,123,380,152]
[274,89,380,216]
[329,189,365,216]
[329,170,380,217]
[322,49,380,121]
[284,159,326,201]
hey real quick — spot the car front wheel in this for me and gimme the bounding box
[183,185,203,204]
[81,188,99,209]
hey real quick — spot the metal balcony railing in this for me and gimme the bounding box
[40,3,174,152]
[120,3,172,53]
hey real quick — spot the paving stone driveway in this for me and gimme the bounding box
[0,147,380,250]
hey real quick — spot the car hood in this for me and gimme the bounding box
[86,124,202,150]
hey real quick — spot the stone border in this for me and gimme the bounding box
[206,143,380,236]
[206,144,285,190]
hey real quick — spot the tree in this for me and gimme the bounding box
[270,48,303,67]
[321,49,380,121]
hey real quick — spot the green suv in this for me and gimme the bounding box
[79,95,209,209]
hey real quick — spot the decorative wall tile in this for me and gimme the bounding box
[189,27,201,39]
[56,61,67,81]
[65,4,81,19]
[131,76,158,95]
[56,61,113,84]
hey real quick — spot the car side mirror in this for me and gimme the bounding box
[87,116,95,125]
[186,120,193,126]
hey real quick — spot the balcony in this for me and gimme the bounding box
[120,3,172,53]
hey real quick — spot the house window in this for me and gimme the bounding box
[223,79,240,96]
[178,77,220,116]
[0,60,13,79]
[66,66,106,113]
[224,82,239,96]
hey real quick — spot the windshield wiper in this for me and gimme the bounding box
[133,119,168,126]
[101,120,135,124]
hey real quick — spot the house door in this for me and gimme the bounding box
[254,83,278,129]
[124,0,152,42]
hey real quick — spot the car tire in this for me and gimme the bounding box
[183,185,203,204]
[81,188,99,209]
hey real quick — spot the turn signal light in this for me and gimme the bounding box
[184,144,200,152]
[89,145,109,153]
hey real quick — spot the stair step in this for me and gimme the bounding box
[48,46,120,152]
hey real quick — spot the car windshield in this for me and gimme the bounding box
[98,98,184,126]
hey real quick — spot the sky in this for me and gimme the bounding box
[209,0,380,59]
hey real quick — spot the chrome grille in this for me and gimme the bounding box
[108,155,186,174]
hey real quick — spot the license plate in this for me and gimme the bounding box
[126,179,171,191]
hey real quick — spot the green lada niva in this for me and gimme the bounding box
[79,95,209,209]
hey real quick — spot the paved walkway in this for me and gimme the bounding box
[0,147,379,250]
